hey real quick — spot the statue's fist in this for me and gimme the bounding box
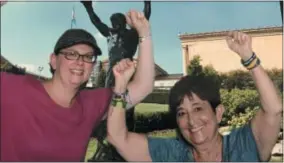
[144,1,151,4]
[80,0,92,7]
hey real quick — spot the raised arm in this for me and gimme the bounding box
[226,31,282,161]
[143,1,151,20]
[124,10,155,108]
[106,97,151,161]
[106,58,152,161]
[80,1,110,37]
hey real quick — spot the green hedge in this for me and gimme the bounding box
[142,89,169,104]
[220,89,260,125]
[220,68,283,91]
[227,107,259,129]
[134,111,175,133]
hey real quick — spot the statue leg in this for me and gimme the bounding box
[126,108,135,131]
[105,58,119,88]
[104,67,112,88]
[91,57,127,161]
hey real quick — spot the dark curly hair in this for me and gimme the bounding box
[168,75,221,141]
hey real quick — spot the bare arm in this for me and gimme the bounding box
[126,36,154,107]
[143,1,151,20]
[81,1,110,37]
[107,105,152,161]
[226,31,282,161]
[250,65,282,161]
[125,11,155,108]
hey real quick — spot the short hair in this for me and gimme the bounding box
[169,75,221,120]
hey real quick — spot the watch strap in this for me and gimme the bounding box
[111,97,127,108]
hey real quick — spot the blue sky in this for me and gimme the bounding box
[1,1,282,77]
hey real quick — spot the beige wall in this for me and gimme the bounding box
[181,31,282,75]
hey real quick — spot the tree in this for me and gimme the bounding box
[187,55,219,82]
[187,55,203,76]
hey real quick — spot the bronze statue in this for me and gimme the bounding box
[81,0,151,87]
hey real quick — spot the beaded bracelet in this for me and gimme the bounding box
[246,58,261,70]
[240,52,260,70]
[241,52,256,67]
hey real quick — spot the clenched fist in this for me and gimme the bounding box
[125,10,151,37]
[226,31,253,61]
[113,59,135,94]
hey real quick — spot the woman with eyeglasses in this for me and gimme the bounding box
[1,10,154,162]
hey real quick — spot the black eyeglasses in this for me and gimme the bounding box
[59,51,97,63]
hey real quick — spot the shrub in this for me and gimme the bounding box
[220,89,260,126]
[134,112,176,133]
[142,90,169,104]
[220,68,283,91]
[219,70,254,90]
[227,107,259,130]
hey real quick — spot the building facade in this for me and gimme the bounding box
[154,73,183,89]
[179,26,283,75]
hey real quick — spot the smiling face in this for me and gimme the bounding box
[176,93,224,146]
[50,44,96,88]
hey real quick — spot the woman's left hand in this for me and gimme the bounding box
[226,31,253,61]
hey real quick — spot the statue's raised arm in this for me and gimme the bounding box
[81,1,110,37]
[143,1,151,20]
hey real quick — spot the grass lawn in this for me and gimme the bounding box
[135,103,169,114]
[85,138,97,162]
